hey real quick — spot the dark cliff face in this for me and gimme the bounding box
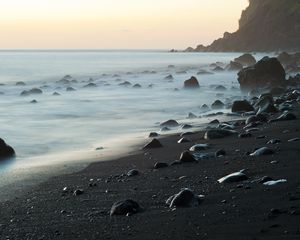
[189,0,300,52]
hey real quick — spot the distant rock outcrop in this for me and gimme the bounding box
[183,0,300,52]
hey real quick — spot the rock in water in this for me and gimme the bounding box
[237,57,285,91]
[184,76,200,89]
[166,189,204,208]
[234,53,256,66]
[250,147,275,156]
[231,100,254,112]
[226,61,243,71]
[143,139,163,149]
[177,137,191,143]
[110,199,141,216]
[0,138,15,160]
[211,100,225,109]
[218,171,249,183]
[179,151,197,163]
[160,119,179,127]
[149,132,159,138]
[204,129,237,139]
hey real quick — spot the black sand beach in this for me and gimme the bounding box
[1,101,299,239]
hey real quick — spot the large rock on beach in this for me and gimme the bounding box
[143,139,163,149]
[166,189,204,208]
[0,138,15,160]
[179,151,197,163]
[218,171,249,183]
[204,129,237,140]
[110,199,141,216]
[238,57,286,91]
[184,76,200,89]
[231,100,254,112]
[211,100,225,109]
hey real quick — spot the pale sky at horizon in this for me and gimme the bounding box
[0,0,248,49]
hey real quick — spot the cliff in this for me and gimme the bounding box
[186,0,300,52]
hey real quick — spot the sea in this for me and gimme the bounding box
[0,49,267,200]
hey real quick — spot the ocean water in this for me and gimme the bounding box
[0,50,266,199]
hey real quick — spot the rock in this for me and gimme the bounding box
[180,132,194,137]
[52,92,60,96]
[20,88,43,96]
[0,138,15,160]
[288,138,300,142]
[231,100,254,112]
[258,176,274,184]
[267,139,281,144]
[119,81,132,86]
[160,119,179,127]
[73,189,84,196]
[132,84,141,88]
[154,162,168,169]
[161,127,170,132]
[215,85,227,91]
[234,53,256,66]
[177,137,191,143]
[166,189,204,208]
[270,112,296,122]
[30,99,37,104]
[226,61,243,71]
[211,100,225,109]
[250,147,275,156]
[245,116,257,125]
[179,151,197,163]
[143,139,163,149]
[66,87,76,91]
[83,83,97,88]
[127,169,139,177]
[110,199,141,216]
[204,129,237,139]
[263,179,287,186]
[218,171,248,183]
[237,57,286,91]
[201,104,210,111]
[215,149,226,157]
[184,76,200,89]
[187,112,197,119]
[149,132,159,138]
[189,144,210,151]
[209,119,219,124]
[16,81,26,86]
[168,65,175,68]
[212,66,224,72]
[164,74,174,80]
[197,70,213,75]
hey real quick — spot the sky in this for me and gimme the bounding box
[0,0,249,49]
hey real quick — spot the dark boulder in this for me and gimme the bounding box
[127,169,139,177]
[211,100,225,109]
[269,112,296,122]
[218,171,248,183]
[160,119,179,127]
[226,61,243,71]
[143,139,163,149]
[166,189,204,208]
[110,199,141,216]
[238,57,286,91]
[231,100,254,112]
[204,129,237,139]
[184,76,200,89]
[0,138,15,160]
[16,81,26,86]
[179,151,197,163]
[234,53,256,66]
[154,162,168,169]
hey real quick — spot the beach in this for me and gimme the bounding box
[1,99,300,239]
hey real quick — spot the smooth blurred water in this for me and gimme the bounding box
[0,50,267,172]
